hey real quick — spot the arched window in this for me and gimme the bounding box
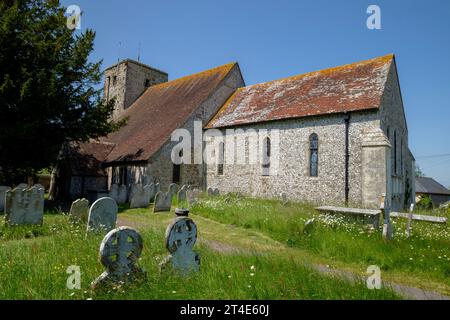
[262,137,271,176]
[217,142,224,175]
[309,133,318,177]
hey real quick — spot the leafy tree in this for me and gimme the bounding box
[416,194,433,210]
[415,165,425,178]
[0,0,123,185]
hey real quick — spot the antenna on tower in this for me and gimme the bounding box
[137,42,141,62]
[117,41,122,63]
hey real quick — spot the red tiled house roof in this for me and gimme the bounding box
[206,55,394,129]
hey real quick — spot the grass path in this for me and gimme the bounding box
[118,208,450,300]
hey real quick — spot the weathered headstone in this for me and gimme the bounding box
[177,185,188,208]
[207,187,219,196]
[0,186,11,212]
[87,197,118,233]
[91,226,145,291]
[108,184,119,203]
[69,198,89,222]
[186,188,201,208]
[5,186,44,225]
[130,184,151,209]
[160,217,200,275]
[280,192,288,205]
[153,191,172,213]
[117,184,128,204]
[168,183,180,198]
[380,194,393,240]
[303,218,316,234]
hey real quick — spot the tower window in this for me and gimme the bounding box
[112,76,117,86]
[309,133,318,177]
[144,79,151,87]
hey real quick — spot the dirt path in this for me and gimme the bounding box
[117,212,450,300]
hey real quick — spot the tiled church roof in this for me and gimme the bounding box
[99,62,237,164]
[206,55,394,129]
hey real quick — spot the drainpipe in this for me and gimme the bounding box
[344,113,351,205]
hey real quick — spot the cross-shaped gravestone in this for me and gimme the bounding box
[160,217,200,275]
[91,226,146,291]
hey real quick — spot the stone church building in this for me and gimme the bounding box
[55,54,415,210]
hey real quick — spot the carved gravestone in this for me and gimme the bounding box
[5,186,44,225]
[117,184,128,204]
[160,217,200,275]
[0,186,11,212]
[130,184,151,209]
[153,191,172,213]
[108,184,119,203]
[280,192,288,205]
[87,197,118,233]
[177,185,188,208]
[91,226,146,291]
[69,198,89,222]
[168,183,180,198]
[186,188,201,208]
[207,187,219,196]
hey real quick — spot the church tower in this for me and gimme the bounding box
[104,59,168,119]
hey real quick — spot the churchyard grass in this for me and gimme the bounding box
[0,209,399,299]
[192,195,450,296]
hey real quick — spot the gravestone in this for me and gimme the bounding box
[87,197,118,233]
[117,184,128,204]
[91,226,146,291]
[69,198,89,222]
[16,183,28,190]
[177,185,188,208]
[160,217,200,275]
[146,183,158,202]
[0,186,11,212]
[303,218,316,234]
[186,189,201,207]
[108,184,119,203]
[207,187,219,196]
[5,186,44,225]
[130,184,151,209]
[280,192,288,205]
[168,183,180,198]
[380,194,393,240]
[153,191,172,213]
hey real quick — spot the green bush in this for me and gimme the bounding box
[416,195,433,210]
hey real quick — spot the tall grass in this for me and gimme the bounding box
[0,213,399,300]
[192,195,450,291]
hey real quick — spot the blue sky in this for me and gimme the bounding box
[62,0,450,187]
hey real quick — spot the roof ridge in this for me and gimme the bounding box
[239,54,394,91]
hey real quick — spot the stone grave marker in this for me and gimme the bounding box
[0,186,11,212]
[168,183,180,198]
[153,191,172,213]
[5,186,44,225]
[207,187,219,196]
[91,226,145,291]
[160,216,200,275]
[380,194,393,240]
[117,184,128,204]
[69,198,89,222]
[280,192,288,205]
[108,184,119,203]
[177,185,188,208]
[130,184,151,209]
[87,197,117,233]
[16,183,28,190]
[186,188,201,207]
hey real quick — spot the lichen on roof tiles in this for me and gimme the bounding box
[206,54,394,129]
